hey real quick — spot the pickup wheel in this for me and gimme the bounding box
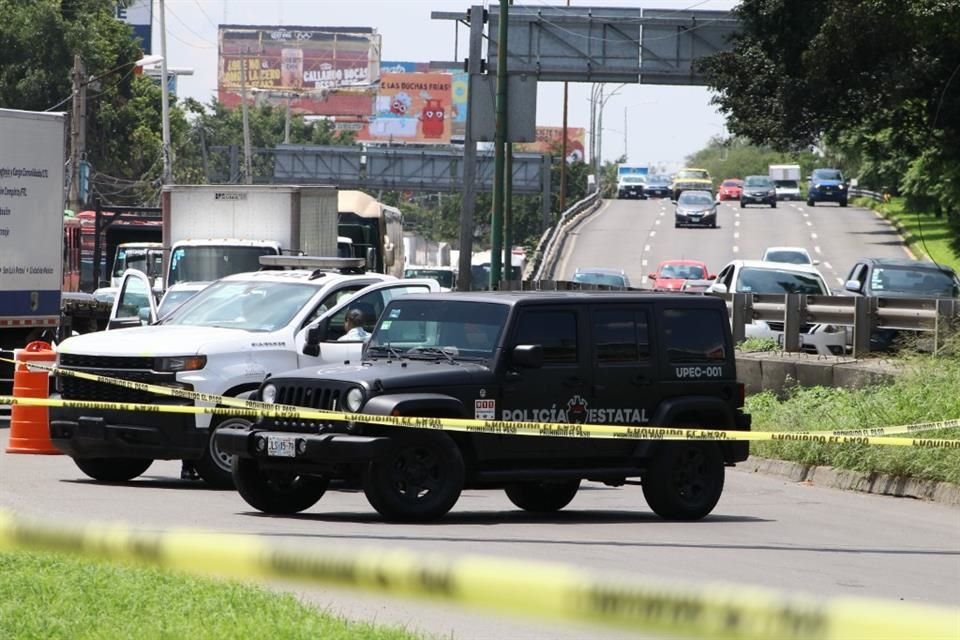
[73,457,153,482]
[231,457,329,514]
[194,417,251,488]
[807,199,815,207]
[363,432,464,522]
[839,199,848,207]
[642,442,724,520]
[505,480,580,512]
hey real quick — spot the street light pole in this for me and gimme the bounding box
[159,0,172,184]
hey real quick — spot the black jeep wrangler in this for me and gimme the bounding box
[217,291,751,522]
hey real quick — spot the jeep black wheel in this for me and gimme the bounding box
[505,480,580,512]
[642,442,724,520]
[73,457,153,482]
[231,456,329,514]
[363,432,464,522]
[194,417,251,488]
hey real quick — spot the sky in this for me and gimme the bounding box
[152,0,738,170]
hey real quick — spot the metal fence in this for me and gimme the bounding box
[526,191,602,281]
[493,281,959,357]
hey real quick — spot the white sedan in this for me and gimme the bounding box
[761,246,819,266]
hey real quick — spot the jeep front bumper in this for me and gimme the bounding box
[217,428,393,464]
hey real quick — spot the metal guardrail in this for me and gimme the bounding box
[527,190,602,281]
[496,281,958,357]
[848,186,886,202]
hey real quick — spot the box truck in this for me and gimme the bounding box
[768,164,802,200]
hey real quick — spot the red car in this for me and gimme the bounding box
[718,178,743,201]
[648,259,715,291]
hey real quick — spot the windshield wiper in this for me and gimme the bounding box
[406,346,458,364]
[367,344,404,360]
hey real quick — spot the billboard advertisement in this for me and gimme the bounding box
[358,72,454,144]
[516,126,587,163]
[373,63,467,142]
[217,25,380,116]
[116,0,152,54]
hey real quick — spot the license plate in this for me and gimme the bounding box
[267,435,297,457]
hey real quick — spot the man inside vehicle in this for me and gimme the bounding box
[338,307,371,342]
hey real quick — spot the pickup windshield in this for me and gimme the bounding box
[162,280,317,331]
[369,300,508,359]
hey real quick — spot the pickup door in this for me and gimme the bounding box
[295,279,442,367]
[107,269,158,330]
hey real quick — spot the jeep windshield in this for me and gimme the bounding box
[160,280,317,331]
[368,299,508,360]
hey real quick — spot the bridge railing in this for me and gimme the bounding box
[496,281,959,357]
[525,191,602,282]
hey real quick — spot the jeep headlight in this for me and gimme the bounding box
[261,384,277,404]
[345,387,365,412]
[154,356,206,372]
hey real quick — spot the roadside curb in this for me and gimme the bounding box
[742,456,960,506]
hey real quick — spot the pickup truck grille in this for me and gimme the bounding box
[58,354,184,404]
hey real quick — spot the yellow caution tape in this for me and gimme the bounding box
[4,393,960,450]
[5,357,960,448]
[0,508,956,640]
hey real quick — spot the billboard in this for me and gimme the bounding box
[217,25,380,116]
[375,63,467,141]
[516,126,587,163]
[357,72,454,144]
[116,0,152,54]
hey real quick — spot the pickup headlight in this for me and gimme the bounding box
[261,384,277,404]
[345,387,365,412]
[154,356,206,372]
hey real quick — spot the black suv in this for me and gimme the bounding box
[842,258,960,350]
[217,291,751,522]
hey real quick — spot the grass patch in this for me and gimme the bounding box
[736,337,780,353]
[855,196,960,272]
[0,551,425,640]
[746,352,960,484]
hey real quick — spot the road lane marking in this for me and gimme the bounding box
[734,232,740,239]
[641,259,648,267]
[836,277,844,285]
[806,221,813,226]
[649,231,656,237]
[811,232,818,239]
[824,261,833,270]
[655,219,661,225]
[814,246,822,253]
[733,246,739,253]
[735,220,740,227]
[644,245,651,252]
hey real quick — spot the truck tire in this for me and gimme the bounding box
[194,417,251,488]
[73,457,153,482]
[839,199,848,207]
[231,457,329,514]
[505,480,580,512]
[642,442,724,520]
[363,432,465,522]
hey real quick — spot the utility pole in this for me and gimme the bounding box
[159,0,172,184]
[624,106,628,161]
[490,0,509,287]
[68,54,86,213]
[456,6,485,292]
[558,0,570,214]
[240,51,253,184]
[503,145,513,280]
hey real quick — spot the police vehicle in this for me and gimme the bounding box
[218,291,751,521]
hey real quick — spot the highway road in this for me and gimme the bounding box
[555,197,914,288]
[2,428,957,640]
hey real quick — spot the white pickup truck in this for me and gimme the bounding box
[49,258,440,487]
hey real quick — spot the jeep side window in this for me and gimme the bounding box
[514,310,578,364]
[593,309,650,363]
[662,308,726,362]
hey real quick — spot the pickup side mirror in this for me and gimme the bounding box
[708,274,717,280]
[647,273,657,280]
[710,283,728,294]
[512,344,543,368]
[302,319,328,357]
[844,280,862,294]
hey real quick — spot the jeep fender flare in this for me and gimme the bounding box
[362,394,467,419]
[632,396,735,458]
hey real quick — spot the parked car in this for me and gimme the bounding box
[708,260,847,356]
[807,168,848,207]
[761,247,818,266]
[717,179,743,201]
[404,266,457,292]
[644,175,672,199]
[841,258,960,350]
[740,175,777,208]
[648,260,714,291]
[572,268,631,288]
[674,190,718,228]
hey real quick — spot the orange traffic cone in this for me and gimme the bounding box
[6,340,61,455]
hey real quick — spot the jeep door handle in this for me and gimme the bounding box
[563,376,583,388]
[632,374,649,386]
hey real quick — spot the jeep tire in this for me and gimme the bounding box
[505,479,580,512]
[194,417,251,488]
[363,431,465,522]
[642,442,725,520]
[232,457,329,514]
[73,457,153,482]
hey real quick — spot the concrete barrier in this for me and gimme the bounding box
[737,351,901,396]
